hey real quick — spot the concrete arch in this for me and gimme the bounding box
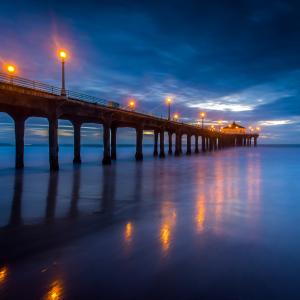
[79,122,102,164]
[24,117,49,168]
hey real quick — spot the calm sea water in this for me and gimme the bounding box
[0,145,300,299]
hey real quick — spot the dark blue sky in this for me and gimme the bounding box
[1,0,300,144]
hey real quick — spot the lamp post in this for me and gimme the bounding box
[59,50,67,97]
[166,97,172,121]
[200,112,206,129]
[7,65,16,84]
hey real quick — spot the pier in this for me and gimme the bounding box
[0,72,259,171]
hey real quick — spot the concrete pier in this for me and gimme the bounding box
[0,73,259,170]
[168,132,173,155]
[159,129,165,158]
[135,126,143,161]
[202,136,206,152]
[111,126,117,160]
[48,118,59,171]
[186,134,191,155]
[153,130,158,157]
[102,122,111,165]
[195,136,199,153]
[13,116,26,169]
[73,121,82,164]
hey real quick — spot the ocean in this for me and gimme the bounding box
[0,145,300,299]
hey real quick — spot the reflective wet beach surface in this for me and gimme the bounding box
[1,145,300,299]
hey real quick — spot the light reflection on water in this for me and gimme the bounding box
[0,266,8,286]
[159,201,177,254]
[1,146,300,299]
[44,279,63,300]
[195,195,205,233]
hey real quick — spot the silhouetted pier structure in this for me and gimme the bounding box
[0,72,259,170]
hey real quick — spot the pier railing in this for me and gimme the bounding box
[0,72,114,107]
[0,72,201,128]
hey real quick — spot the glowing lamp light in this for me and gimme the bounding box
[200,112,206,118]
[218,120,222,125]
[7,65,15,74]
[125,222,133,243]
[166,97,172,104]
[173,113,179,120]
[256,127,261,131]
[0,266,8,284]
[129,100,136,109]
[59,50,67,60]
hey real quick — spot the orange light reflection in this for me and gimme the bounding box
[195,195,206,233]
[44,280,63,300]
[159,202,176,254]
[0,266,8,285]
[124,221,133,243]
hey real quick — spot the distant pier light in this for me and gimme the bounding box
[128,99,136,110]
[59,50,67,60]
[7,65,15,74]
[173,113,179,121]
[6,64,16,84]
[58,49,68,97]
[218,120,223,131]
[256,127,261,132]
[200,112,206,129]
[165,97,172,121]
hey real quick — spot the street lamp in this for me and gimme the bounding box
[58,50,67,96]
[200,112,206,129]
[256,127,261,132]
[173,113,179,121]
[166,97,172,121]
[218,120,222,132]
[6,64,16,84]
[128,99,136,111]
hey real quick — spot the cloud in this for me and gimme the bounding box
[258,120,294,126]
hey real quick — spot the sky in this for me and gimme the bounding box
[1,0,300,144]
